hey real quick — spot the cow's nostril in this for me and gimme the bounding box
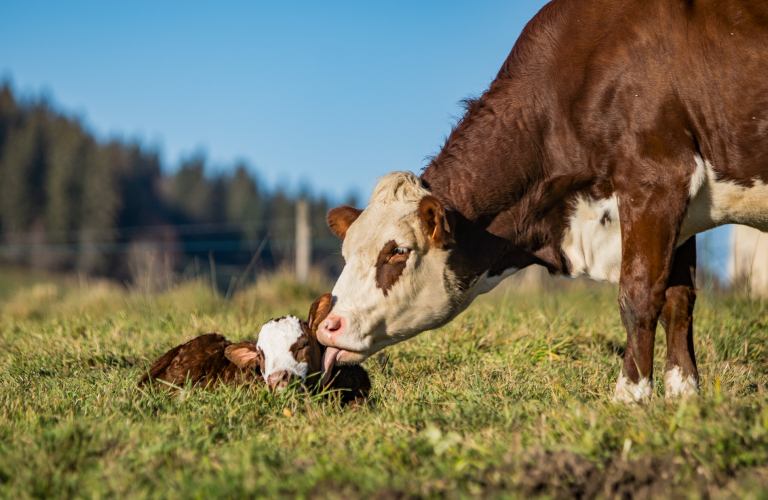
[326,316,343,332]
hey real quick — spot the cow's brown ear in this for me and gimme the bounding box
[225,342,263,373]
[308,293,333,333]
[418,196,454,248]
[327,206,363,241]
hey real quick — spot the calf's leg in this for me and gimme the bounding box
[660,236,699,398]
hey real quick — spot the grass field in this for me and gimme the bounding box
[2,271,768,499]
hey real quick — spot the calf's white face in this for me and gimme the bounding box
[256,316,309,381]
[318,172,460,366]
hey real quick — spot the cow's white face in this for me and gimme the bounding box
[317,172,461,367]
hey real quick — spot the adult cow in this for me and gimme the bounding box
[317,0,768,402]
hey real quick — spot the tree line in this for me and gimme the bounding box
[0,83,351,286]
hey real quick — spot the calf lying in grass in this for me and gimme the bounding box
[138,293,370,405]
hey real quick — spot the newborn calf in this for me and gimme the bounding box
[138,293,370,404]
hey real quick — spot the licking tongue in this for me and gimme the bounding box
[321,347,343,386]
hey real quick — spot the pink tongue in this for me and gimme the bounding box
[321,347,342,386]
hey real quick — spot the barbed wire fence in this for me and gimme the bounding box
[1,216,765,298]
[0,205,344,293]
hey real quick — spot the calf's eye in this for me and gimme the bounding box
[297,346,310,360]
[393,247,410,256]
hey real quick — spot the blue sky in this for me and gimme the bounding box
[0,0,733,276]
[0,0,548,201]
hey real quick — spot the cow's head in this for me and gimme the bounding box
[317,171,465,368]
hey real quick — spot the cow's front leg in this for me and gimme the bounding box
[660,236,699,398]
[613,192,686,403]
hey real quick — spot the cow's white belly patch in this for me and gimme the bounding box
[561,194,623,284]
[562,156,768,285]
[680,156,768,240]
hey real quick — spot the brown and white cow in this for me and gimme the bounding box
[317,0,768,402]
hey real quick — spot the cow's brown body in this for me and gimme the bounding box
[419,0,768,398]
[321,0,768,401]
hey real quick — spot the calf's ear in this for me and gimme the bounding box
[418,195,455,248]
[327,206,363,241]
[225,342,263,373]
[308,293,334,333]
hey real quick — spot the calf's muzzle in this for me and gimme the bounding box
[267,370,296,392]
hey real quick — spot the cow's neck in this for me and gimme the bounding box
[421,78,588,293]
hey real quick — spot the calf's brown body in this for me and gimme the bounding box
[137,333,262,389]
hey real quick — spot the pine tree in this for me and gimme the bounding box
[209,175,227,225]
[0,83,21,159]
[226,164,264,243]
[167,155,212,223]
[116,144,165,228]
[0,110,48,235]
[45,118,88,264]
[77,140,122,274]
[267,188,295,268]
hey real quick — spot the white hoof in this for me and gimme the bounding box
[613,371,653,403]
[664,366,699,399]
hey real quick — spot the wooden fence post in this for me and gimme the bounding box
[295,199,311,284]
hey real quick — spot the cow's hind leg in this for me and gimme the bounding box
[614,189,689,403]
[660,236,699,398]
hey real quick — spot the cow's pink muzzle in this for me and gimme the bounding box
[317,313,367,385]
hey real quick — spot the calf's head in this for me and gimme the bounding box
[255,293,332,391]
[318,171,461,367]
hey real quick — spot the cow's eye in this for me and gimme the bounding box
[392,247,410,257]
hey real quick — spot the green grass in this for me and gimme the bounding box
[2,273,768,499]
